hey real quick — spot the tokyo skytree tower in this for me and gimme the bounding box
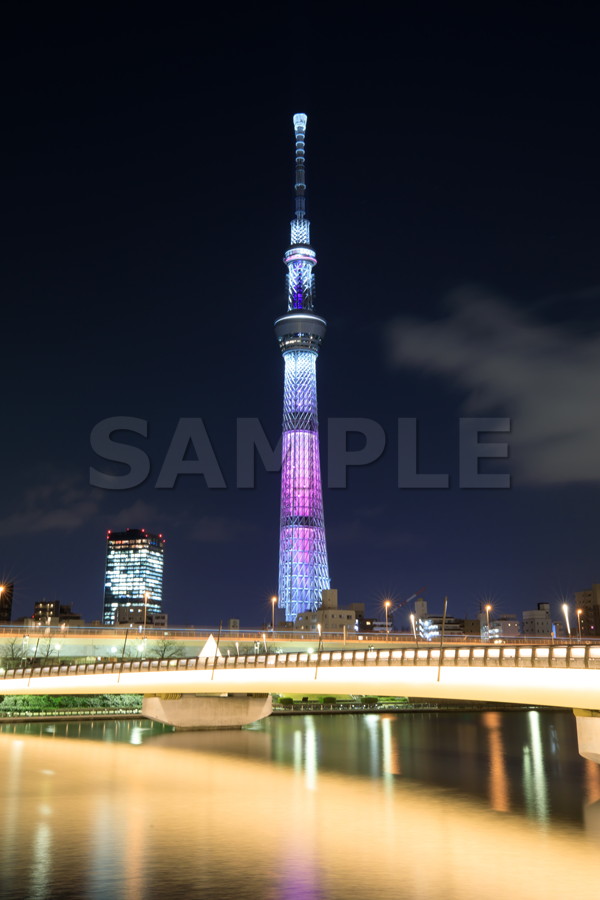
[275,113,330,622]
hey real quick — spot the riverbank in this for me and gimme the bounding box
[0,699,546,723]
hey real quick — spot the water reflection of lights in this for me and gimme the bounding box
[365,714,380,778]
[304,716,317,791]
[2,725,600,900]
[381,715,399,783]
[483,712,509,812]
[523,710,549,824]
[30,821,51,900]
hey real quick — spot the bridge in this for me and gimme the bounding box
[2,642,600,762]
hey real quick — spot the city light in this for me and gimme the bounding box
[384,600,391,635]
[562,603,571,637]
[485,604,492,641]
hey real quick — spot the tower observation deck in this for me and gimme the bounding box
[275,113,330,622]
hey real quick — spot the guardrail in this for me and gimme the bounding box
[2,644,600,681]
[2,625,599,644]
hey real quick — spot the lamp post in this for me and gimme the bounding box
[384,600,391,637]
[577,608,583,641]
[410,612,418,646]
[562,603,571,639]
[317,622,323,653]
[485,604,492,642]
[271,596,277,633]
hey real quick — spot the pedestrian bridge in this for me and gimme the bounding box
[2,643,600,761]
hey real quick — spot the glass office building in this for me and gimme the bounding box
[103,529,165,626]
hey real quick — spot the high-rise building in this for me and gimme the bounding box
[0,582,14,623]
[275,114,330,622]
[103,529,165,626]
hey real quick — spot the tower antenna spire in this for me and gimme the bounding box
[293,112,308,220]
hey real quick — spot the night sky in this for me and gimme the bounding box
[3,3,600,628]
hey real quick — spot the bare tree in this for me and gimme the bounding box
[0,637,25,668]
[147,639,185,659]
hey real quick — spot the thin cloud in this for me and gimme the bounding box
[108,500,168,532]
[328,517,424,549]
[0,477,101,537]
[387,286,600,486]
[191,516,255,543]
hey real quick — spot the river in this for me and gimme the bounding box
[1,709,599,899]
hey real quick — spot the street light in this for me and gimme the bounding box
[409,612,417,645]
[577,609,583,641]
[271,596,277,633]
[317,622,323,652]
[384,600,391,636]
[562,603,571,638]
[484,604,492,641]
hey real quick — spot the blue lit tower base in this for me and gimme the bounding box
[275,114,330,622]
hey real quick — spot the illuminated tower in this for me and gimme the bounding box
[275,113,330,622]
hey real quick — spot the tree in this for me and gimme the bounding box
[147,638,185,659]
[0,637,24,668]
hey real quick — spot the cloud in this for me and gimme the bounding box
[0,475,172,539]
[328,514,424,549]
[0,477,102,537]
[108,500,167,532]
[0,466,252,544]
[190,516,255,543]
[387,286,600,486]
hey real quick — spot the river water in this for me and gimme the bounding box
[1,709,599,900]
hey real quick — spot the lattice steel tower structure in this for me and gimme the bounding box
[275,113,330,622]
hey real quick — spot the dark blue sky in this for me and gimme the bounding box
[2,3,600,627]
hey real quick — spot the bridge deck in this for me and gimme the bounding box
[2,644,600,711]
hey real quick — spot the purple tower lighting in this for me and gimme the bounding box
[275,113,330,622]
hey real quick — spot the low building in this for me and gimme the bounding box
[481,613,520,641]
[115,605,168,628]
[575,585,600,637]
[33,601,85,627]
[295,589,357,635]
[416,616,468,641]
[357,616,389,634]
[522,602,552,637]
[463,619,481,636]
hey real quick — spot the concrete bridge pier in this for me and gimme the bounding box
[142,693,272,730]
[574,709,600,764]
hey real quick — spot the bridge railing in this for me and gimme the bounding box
[2,643,600,681]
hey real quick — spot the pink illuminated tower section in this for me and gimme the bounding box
[275,113,330,622]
